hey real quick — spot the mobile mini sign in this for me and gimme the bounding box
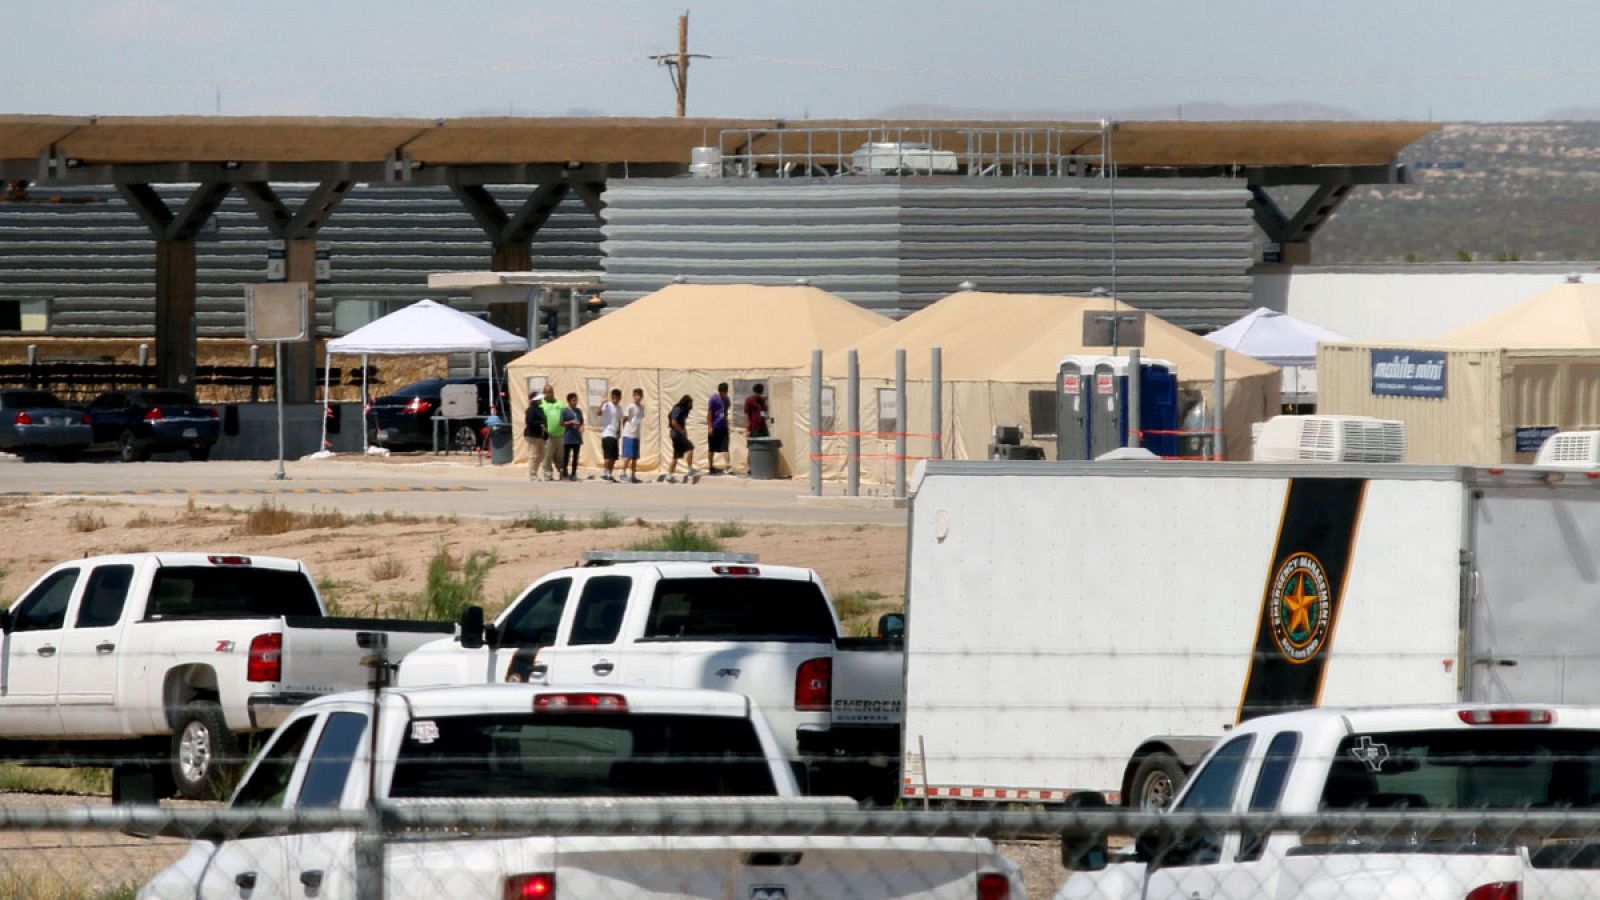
[1370,349,1448,398]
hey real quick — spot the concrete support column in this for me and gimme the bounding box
[282,240,319,403]
[154,240,197,391]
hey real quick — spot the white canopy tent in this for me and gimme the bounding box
[321,299,528,453]
[1205,307,1345,405]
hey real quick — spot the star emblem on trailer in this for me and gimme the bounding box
[1268,552,1333,663]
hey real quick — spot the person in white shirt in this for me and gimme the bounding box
[599,388,622,482]
[620,388,644,483]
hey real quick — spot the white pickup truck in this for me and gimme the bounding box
[398,551,905,800]
[0,552,451,798]
[139,683,1024,900]
[1060,704,1600,899]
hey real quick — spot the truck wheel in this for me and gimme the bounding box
[170,701,238,800]
[1130,752,1185,811]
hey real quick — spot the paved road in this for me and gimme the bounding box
[0,455,908,526]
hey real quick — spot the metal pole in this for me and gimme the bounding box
[273,342,286,480]
[1127,348,1141,449]
[1213,348,1227,461]
[847,349,860,498]
[895,348,907,500]
[568,289,579,338]
[360,353,369,455]
[931,347,943,460]
[137,343,148,368]
[810,349,822,497]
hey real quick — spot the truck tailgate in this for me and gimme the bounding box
[279,617,452,694]
[832,638,905,727]
[385,834,1008,900]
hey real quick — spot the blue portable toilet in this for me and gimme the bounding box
[1056,355,1179,459]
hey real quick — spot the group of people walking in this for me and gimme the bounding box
[523,382,768,484]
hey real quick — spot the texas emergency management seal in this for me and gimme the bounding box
[1268,552,1332,663]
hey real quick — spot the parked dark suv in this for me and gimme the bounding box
[86,389,221,461]
[366,377,499,451]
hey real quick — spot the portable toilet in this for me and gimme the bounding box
[1056,355,1179,460]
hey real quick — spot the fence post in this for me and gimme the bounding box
[25,344,36,388]
[249,344,261,403]
[810,349,822,497]
[895,348,907,500]
[1127,348,1141,449]
[355,808,385,900]
[931,347,942,461]
[847,349,860,497]
[1213,348,1227,461]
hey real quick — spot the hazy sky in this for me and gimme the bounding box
[6,0,1597,122]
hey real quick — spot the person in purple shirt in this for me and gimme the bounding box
[706,382,731,475]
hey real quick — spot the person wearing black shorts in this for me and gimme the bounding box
[662,394,698,483]
[706,382,732,474]
[599,388,622,482]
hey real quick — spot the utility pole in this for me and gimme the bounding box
[650,11,709,116]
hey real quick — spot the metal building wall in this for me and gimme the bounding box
[600,177,1256,328]
[0,185,602,336]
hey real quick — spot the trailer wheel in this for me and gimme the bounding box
[170,701,238,800]
[1130,752,1185,811]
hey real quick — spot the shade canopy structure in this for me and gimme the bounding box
[321,299,527,453]
[1205,307,1345,405]
[326,298,528,355]
[505,283,891,474]
[1320,278,1600,464]
[811,291,1280,470]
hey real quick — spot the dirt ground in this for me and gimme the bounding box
[0,496,907,628]
[0,497,1071,897]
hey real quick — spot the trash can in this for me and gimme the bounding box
[748,437,783,480]
[488,418,513,465]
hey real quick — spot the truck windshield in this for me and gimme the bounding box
[146,567,321,620]
[1321,728,1600,810]
[388,713,777,798]
[643,578,836,641]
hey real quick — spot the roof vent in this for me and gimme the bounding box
[794,277,811,286]
[672,274,688,284]
[957,280,977,292]
[1535,431,1600,468]
[1090,287,1110,297]
[1253,415,1406,463]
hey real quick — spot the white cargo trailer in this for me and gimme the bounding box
[900,460,1600,807]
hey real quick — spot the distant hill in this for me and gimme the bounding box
[1282,122,1600,263]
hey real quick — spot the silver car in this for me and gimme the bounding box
[0,389,92,460]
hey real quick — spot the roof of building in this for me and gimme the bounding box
[0,115,1434,168]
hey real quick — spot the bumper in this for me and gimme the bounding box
[8,424,91,449]
[147,421,220,448]
[247,692,322,730]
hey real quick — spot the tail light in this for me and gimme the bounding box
[247,633,283,683]
[207,407,219,419]
[1465,883,1519,900]
[977,873,1011,900]
[207,555,252,566]
[534,693,627,712]
[143,407,164,421]
[712,565,760,576]
[1458,709,1554,726]
[82,412,92,425]
[13,411,31,425]
[795,657,832,711]
[504,873,554,899]
[402,398,433,414]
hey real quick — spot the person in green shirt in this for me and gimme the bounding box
[535,385,565,481]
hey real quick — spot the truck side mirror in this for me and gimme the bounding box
[459,606,485,650]
[1060,791,1110,871]
[876,613,904,639]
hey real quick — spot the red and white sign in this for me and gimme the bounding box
[1062,373,1080,393]
[1095,373,1115,396]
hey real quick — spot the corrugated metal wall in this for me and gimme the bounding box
[0,185,602,336]
[600,177,1257,328]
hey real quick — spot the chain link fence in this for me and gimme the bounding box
[8,796,1600,897]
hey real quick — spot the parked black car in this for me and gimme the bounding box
[366,377,498,451]
[86,389,221,461]
[0,390,92,460]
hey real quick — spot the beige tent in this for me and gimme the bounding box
[806,291,1280,477]
[1320,280,1600,463]
[504,284,891,474]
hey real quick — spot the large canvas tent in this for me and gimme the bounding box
[1318,279,1600,463]
[504,283,890,474]
[809,291,1280,477]
[1204,307,1345,406]
[321,299,527,453]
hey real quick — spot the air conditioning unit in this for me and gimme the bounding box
[1252,415,1406,463]
[1534,431,1600,468]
